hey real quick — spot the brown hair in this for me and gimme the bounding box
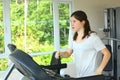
[71,10,94,40]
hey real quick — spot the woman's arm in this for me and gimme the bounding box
[95,48,111,75]
[55,48,73,59]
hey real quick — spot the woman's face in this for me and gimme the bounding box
[70,16,85,32]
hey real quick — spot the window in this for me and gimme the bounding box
[0,0,73,71]
[0,0,8,71]
[59,2,70,48]
[10,0,72,53]
[10,0,54,53]
[0,1,4,54]
[58,2,73,63]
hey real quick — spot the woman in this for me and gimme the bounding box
[55,10,111,78]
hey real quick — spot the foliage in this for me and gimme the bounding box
[0,59,8,71]
[0,0,71,71]
[0,2,4,53]
[33,54,53,65]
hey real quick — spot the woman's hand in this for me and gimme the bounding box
[55,51,60,59]
[55,49,72,59]
[94,69,102,75]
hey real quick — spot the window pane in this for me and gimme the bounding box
[10,0,54,53]
[0,59,8,71]
[58,2,73,63]
[59,3,70,48]
[0,1,4,54]
[27,0,54,52]
[10,0,24,50]
[33,54,52,65]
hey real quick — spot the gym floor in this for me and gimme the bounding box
[0,70,23,80]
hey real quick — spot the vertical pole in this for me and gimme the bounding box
[2,0,11,79]
[3,0,11,55]
[24,0,28,52]
[115,7,120,80]
[53,0,60,51]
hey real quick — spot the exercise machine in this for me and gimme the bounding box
[8,44,105,80]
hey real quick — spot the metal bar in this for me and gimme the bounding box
[2,63,15,80]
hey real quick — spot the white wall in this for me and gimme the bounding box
[73,0,120,37]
